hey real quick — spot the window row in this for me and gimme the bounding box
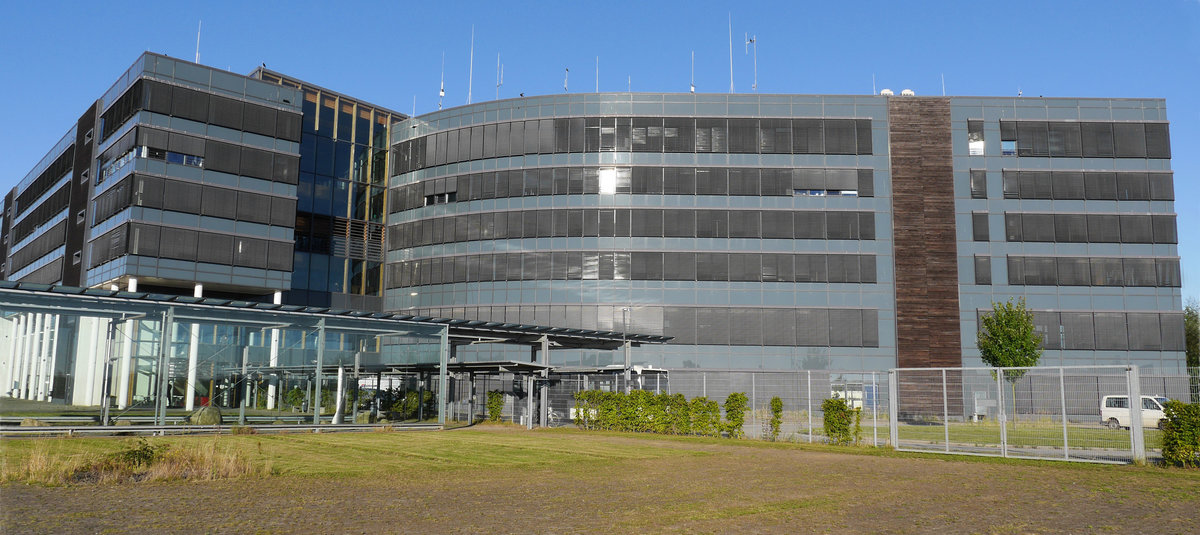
[10,185,70,245]
[14,144,73,217]
[391,166,874,211]
[294,216,385,262]
[389,209,876,249]
[89,222,294,271]
[408,304,880,347]
[998,120,1170,159]
[8,221,66,273]
[100,78,302,143]
[987,170,1174,201]
[388,252,877,287]
[92,174,296,228]
[1001,213,1176,244]
[298,134,389,184]
[98,125,298,185]
[983,310,1185,352]
[394,117,873,174]
[299,88,395,149]
[1005,256,1180,287]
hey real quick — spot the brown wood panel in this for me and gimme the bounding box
[888,98,962,370]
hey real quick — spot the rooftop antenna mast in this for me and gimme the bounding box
[438,52,445,110]
[690,50,695,93]
[564,68,569,92]
[467,25,475,104]
[496,53,503,100]
[728,13,734,93]
[745,33,757,92]
[872,73,876,95]
[194,20,201,63]
[412,95,416,117]
[941,73,946,96]
[595,56,599,92]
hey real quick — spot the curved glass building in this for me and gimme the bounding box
[386,93,1182,372]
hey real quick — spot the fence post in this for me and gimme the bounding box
[806,370,813,443]
[872,371,878,447]
[942,369,949,453]
[1059,367,1069,460]
[1127,366,1145,463]
[888,370,898,449]
[751,373,757,438]
[702,372,706,398]
[996,368,1008,458]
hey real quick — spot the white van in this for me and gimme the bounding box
[1100,395,1170,430]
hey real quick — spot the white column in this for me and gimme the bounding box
[6,315,25,398]
[81,318,102,406]
[39,314,60,401]
[116,279,138,409]
[26,313,44,400]
[185,283,203,411]
[266,290,282,410]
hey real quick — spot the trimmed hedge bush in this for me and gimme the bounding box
[486,391,505,422]
[769,396,783,441]
[574,390,745,438]
[822,397,862,446]
[1162,400,1200,468]
[723,392,748,438]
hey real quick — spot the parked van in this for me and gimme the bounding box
[1100,395,1170,430]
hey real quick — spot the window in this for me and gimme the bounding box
[974,256,991,285]
[967,120,985,155]
[969,170,987,199]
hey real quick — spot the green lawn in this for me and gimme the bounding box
[3,428,1199,534]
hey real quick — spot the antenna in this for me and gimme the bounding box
[728,13,734,93]
[745,33,757,92]
[467,25,474,104]
[438,52,445,110]
[628,75,631,92]
[412,95,416,117]
[690,50,695,93]
[194,20,202,63]
[496,53,503,100]
[595,56,599,93]
[564,68,569,92]
[872,73,876,95]
[941,73,946,96]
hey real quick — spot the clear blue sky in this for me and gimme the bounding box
[2,0,1197,302]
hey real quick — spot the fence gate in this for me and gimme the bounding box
[888,366,1149,464]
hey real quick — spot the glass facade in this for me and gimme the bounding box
[252,70,402,310]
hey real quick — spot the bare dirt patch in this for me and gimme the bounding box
[3,428,1198,534]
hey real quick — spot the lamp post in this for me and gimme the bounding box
[622,307,631,394]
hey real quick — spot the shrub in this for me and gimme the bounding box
[19,418,50,427]
[487,391,505,422]
[689,396,722,437]
[723,392,749,438]
[112,438,168,467]
[1161,400,1200,468]
[230,425,257,435]
[769,396,783,441]
[822,397,862,446]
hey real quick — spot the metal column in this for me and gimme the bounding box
[312,319,326,424]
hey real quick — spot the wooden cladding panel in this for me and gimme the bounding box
[888,98,962,369]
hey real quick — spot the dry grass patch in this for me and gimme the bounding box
[4,437,270,485]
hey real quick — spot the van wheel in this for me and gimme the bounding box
[1106,418,1120,430]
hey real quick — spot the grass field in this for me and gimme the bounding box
[2,427,1198,534]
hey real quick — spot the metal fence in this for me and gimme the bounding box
[886,365,1200,464]
[441,365,1198,464]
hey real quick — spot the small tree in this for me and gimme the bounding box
[723,392,748,438]
[768,396,783,441]
[486,391,505,422]
[1185,300,1199,403]
[978,297,1043,424]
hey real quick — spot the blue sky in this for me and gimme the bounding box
[2,0,1197,301]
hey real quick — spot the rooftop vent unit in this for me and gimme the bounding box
[880,88,894,96]
[900,89,916,96]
